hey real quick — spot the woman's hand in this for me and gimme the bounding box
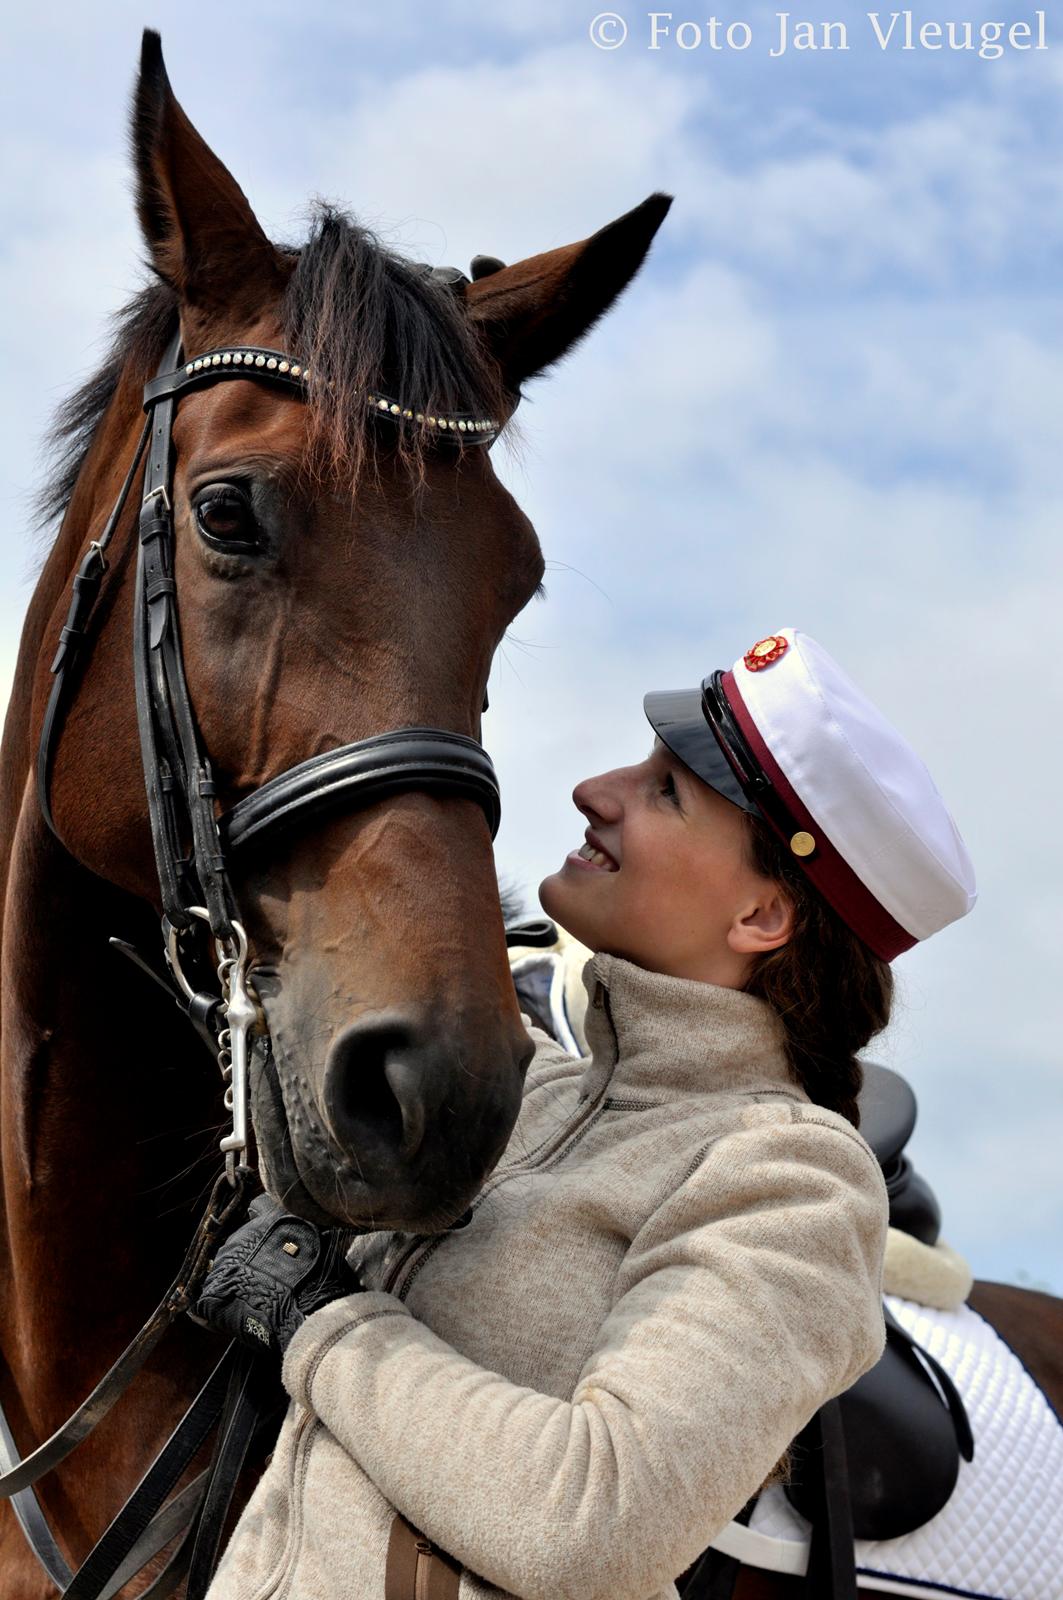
[190,1192,363,1357]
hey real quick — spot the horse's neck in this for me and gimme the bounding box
[0,812,227,1580]
[0,798,222,1412]
[0,359,146,918]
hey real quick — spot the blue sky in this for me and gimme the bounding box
[3,2,1061,1290]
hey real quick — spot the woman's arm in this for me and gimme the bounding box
[282,1109,887,1600]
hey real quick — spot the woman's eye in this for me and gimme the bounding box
[193,487,261,551]
[660,773,681,806]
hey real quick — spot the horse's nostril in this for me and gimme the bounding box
[382,1055,427,1159]
[323,1016,433,1163]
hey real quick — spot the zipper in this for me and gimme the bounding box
[383,997,621,1301]
[414,1536,434,1600]
[383,1081,608,1300]
[256,1407,319,1600]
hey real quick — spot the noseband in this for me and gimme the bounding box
[36,327,503,1179]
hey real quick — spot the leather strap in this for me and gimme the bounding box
[143,349,306,409]
[882,1304,974,1460]
[61,1345,239,1600]
[0,1167,251,1499]
[134,328,239,942]
[185,1350,285,1599]
[386,1513,461,1600]
[801,1398,857,1600]
[682,1552,742,1600]
[36,414,152,843]
[222,728,502,853]
[0,1400,72,1589]
[504,916,559,949]
[98,1470,208,1599]
[107,936,222,1060]
[142,344,501,447]
[98,1397,285,1600]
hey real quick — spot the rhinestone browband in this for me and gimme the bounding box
[145,345,500,444]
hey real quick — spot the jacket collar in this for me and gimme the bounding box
[577,950,803,1105]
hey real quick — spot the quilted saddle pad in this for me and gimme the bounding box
[716,1293,1063,1599]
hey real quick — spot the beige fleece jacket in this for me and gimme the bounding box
[206,951,889,1600]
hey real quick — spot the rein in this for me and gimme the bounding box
[3,324,505,1595]
[0,1169,257,1595]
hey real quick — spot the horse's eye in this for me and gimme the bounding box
[193,486,261,552]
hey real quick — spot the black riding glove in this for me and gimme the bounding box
[190,1192,363,1357]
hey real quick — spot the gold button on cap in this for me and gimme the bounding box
[790,831,817,858]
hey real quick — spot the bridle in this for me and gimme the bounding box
[2,321,511,1596]
[36,326,504,1182]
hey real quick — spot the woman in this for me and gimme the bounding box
[201,627,976,1600]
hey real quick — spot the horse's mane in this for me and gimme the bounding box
[32,280,176,538]
[499,882,529,927]
[32,200,517,539]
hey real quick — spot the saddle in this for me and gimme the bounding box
[781,1059,974,1585]
[784,1300,974,1541]
[858,1059,943,1245]
[506,921,976,1598]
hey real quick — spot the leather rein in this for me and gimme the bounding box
[1,325,505,1596]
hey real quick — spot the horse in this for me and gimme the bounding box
[0,29,672,1595]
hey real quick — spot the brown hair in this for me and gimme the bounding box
[741,814,894,1128]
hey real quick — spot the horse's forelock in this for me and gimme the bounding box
[280,201,515,502]
[29,202,517,550]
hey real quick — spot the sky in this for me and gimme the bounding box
[2,2,1061,1291]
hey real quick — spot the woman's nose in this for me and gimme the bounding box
[572,769,623,821]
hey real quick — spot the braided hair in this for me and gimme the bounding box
[741,813,894,1129]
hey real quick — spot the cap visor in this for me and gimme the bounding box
[643,687,756,814]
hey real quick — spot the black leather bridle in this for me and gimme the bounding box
[38,326,502,928]
[36,326,503,1175]
[4,321,509,1596]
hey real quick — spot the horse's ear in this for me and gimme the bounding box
[463,193,673,392]
[130,29,287,318]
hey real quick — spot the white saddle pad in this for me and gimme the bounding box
[712,1293,1063,1599]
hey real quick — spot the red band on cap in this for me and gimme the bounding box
[722,670,916,962]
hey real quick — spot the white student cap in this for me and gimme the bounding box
[644,628,976,961]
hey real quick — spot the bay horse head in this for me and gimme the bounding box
[33,30,671,1233]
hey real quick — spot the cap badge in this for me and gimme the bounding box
[790,831,817,858]
[744,635,789,672]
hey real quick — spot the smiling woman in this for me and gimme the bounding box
[199,626,977,1600]
[540,739,794,991]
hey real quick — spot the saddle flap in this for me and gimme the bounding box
[784,1310,972,1542]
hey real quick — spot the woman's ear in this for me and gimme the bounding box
[727,885,794,956]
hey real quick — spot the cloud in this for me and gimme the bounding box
[678,91,1063,289]
[278,44,704,266]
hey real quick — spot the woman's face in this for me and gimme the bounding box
[538,739,792,986]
